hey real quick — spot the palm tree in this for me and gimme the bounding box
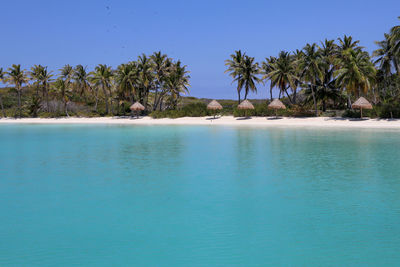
[304,68,343,111]
[115,62,138,106]
[225,50,245,104]
[137,54,154,109]
[165,60,190,109]
[261,56,276,101]
[29,65,44,98]
[298,43,323,116]
[239,55,261,100]
[73,65,91,102]
[40,67,53,112]
[338,35,362,51]
[388,17,400,74]
[53,78,70,116]
[90,64,113,115]
[266,51,298,103]
[373,33,396,77]
[334,49,376,104]
[6,64,28,118]
[151,51,170,110]
[0,68,6,117]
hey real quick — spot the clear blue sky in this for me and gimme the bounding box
[1,0,399,99]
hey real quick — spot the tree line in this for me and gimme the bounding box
[225,17,400,116]
[0,52,190,117]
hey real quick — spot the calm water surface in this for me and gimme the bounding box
[0,124,400,266]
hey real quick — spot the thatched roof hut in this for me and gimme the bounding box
[130,102,145,111]
[207,100,223,110]
[352,97,372,110]
[237,100,254,110]
[268,99,286,110]
[352,97,372,118]
[130,102,145,118]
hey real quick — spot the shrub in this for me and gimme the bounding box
[377,103,400,118]
[342,108,378,118]
[181,103,208,117]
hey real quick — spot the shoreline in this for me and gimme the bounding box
[1,116,400,129]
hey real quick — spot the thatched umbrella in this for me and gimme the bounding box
[130,102,145,118]
[237,100,254,118]
[268,99,286,118]
[352,97,372,118]
[207,100,223,118]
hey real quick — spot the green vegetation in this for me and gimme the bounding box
[0,52,189,118]
[225,17,400,118]
[1,18,400,119]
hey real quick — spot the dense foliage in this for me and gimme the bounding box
[0,52,190,118]
[1,18,400,119]
[225,17,400,118]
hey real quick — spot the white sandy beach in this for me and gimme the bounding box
[1,116,400,129]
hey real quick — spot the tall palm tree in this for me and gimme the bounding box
[388,17,400,74]
[137,54,154,109]
[335,49,376,103]
[73,65,91,102]
[151,51,170,110]
[40,67,53,112]
[90,64,113,115]
[29,64,44,98]
[0,68,6,117]
[165,60,190,109]
[6,64,28,118]
[338,35,362,51]
[304,67,342,111]
[261,56,276,101]
[239,55,261,100]
[115,62,138,105]
[373,33,396,77]
[225,50,245,104]
[266,51,298,103]
[298,43,323,116]
[53,78,69,116]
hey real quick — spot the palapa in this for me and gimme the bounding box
[207,100,223,110]
[352,97,372,118]
[237,100,254,118]
[130,102,145,118]
[268,99,286,110]
[237,100,254,110]
[268,99,286,118]
[207,100,223,119]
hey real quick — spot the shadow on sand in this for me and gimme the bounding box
[206,117,221,120]
[236,117,252,120]
[326,117,369,122]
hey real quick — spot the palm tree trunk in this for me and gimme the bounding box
[65,101,69,117]
[244,85,249,100]
[46,85,50,113]
[310,85,318,117]
[102,85,109,114]
[237,87,241,104]
[393,58,400,75]
[95,96,99,112]
[293,89,297,104]
[0,95,5,118]
[347,95,352,109]
[153,83,159,111]
[269,87,273,101]
[17,89,22,118]
[284,88,293,104]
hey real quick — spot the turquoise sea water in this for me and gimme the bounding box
[1,124,400,266]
